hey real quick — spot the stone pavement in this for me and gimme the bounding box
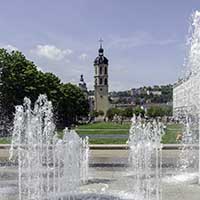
[0,147,200,199]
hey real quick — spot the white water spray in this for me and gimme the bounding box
[9,95,89,200]
[173,10,200,184]
[128,115,164,200]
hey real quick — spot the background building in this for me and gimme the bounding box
[173,74,199,118]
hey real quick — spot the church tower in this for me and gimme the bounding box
[78,74,88,97]
[94,39,109,115]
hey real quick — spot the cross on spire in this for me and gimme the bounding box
[99,38,103,48]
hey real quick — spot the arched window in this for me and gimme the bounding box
[104,78,108,85]
[100,66,102,74]
[99,78,103,85]
[104,67,107,75]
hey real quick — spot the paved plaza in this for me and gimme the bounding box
[0,147,200,200]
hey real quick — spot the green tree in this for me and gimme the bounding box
[0,49,89,132]
[106,108,122,120]
[147,106,170,118]
[90,110,99,118]
[122,107,133,118]
[37,72,61,106]
[57,83,89,127]
[133,106,145,117]
[0,50,41,119]
[163,106,173,116]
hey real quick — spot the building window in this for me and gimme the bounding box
[95,67,97,75]
[100,66,102,74]
[104,67,107,75]
[99,78,103,84]
[95,78,97,85]
[100,88,102,91]
[104,78,108,85]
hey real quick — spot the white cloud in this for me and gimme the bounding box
[108,32,177,49]
[31,45,73,61]
[1,44,18,52]
[79,53,88,60]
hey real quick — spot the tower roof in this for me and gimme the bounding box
[79,74,87,92]
[98,47,104,54]
[94,55,108,65]
[94,39,108,65]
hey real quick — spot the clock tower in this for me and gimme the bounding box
[94,39,109,116]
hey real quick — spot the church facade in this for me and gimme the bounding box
[93,42,110,116]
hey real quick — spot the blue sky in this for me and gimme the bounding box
[0,0,200,91]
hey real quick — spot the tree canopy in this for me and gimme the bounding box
[133,106,145,117]
[0,49,89,133]
[147,105,172,118]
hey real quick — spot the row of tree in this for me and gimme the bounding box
[146,106,172,118]
[105,105,172,120]
[0,49,89,135]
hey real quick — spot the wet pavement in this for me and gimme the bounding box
[0,149,200,200]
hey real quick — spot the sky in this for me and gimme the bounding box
[0,0,200,91]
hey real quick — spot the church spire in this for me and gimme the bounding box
[79,74,88,95]
[99,38,103,49]
[94,39,108,65]
[80,74,84,82]
[98,38,104,56]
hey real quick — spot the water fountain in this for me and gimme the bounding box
[5,95,167,200]
[9,95,89,200]
[128,115,164,200]
[1,11,200,200]
[173,10,200,184]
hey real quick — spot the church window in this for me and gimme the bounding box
[95,67,97,75]
[104,67,107,74]
[99,78,103,84]
[100,88,102,91]
[100,66,102,74]
[104,78,108,85]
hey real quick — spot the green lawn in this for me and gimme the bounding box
[76,122,129,144]
[0,122,183,145]
[162,123,183,144]
[89,138,127,144]
[78,122,183,144]
[79,122,183,144]
[77,122,131,129]
[77,129,128,135]
[0,137,11,144]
